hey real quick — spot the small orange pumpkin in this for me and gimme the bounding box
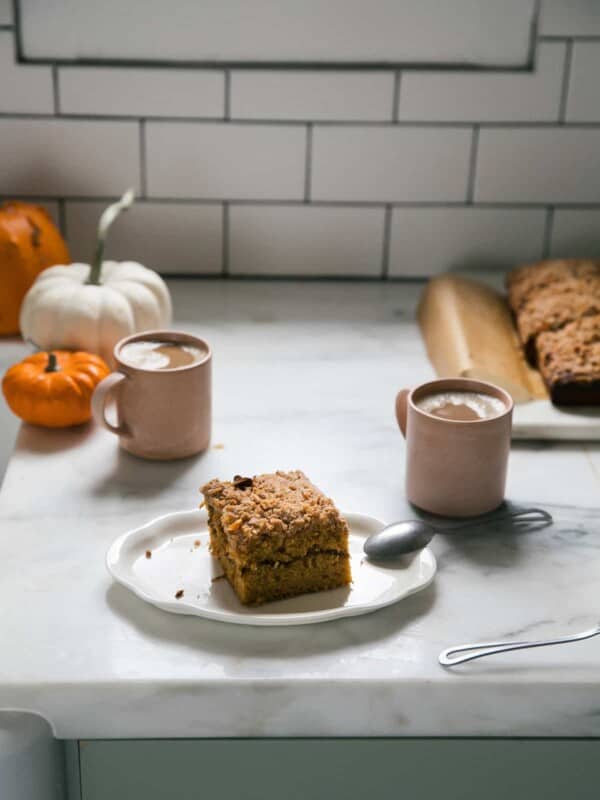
[0,202,70,336]
[2,350,110,428]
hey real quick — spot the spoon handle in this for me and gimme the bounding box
[444,506,552,532]
[439,625,600,667]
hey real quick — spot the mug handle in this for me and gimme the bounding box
[395,389,410,438]
[92,372,128,435]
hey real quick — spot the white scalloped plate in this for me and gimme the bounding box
[106,509,436,626]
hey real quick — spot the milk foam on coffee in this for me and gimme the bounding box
[120,340,204,370]
[417,390,505,421]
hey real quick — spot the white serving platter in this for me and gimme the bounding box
[106,509,436,626]
[512,400,600,440]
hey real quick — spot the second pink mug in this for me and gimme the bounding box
[395,377,513,518]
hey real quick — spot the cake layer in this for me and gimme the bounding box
[216,549,351,606]
[208,509,345,566]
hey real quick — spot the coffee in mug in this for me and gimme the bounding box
[415,390,506,422]
[120,339,206,371]
[92,330,211,460]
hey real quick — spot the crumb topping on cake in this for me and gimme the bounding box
[507,259,600,311]
[201,470,345,541]
[515,278,600,347]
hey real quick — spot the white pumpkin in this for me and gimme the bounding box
[19,190,172,366]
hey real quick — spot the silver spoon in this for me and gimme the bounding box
[439,624,600,667]
[363,507,552,560]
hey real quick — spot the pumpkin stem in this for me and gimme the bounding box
[45,352,59,373]
[87,188,135,286]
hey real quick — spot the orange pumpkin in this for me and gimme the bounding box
[2,350,110,428]
[0,202,70,336]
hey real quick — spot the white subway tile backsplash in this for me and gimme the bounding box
[475,128,600,203]
[550,210,600,258]
[0,12,599,280]
[0,32,53,113]
[59,67,225,118]
[398,43,565,123]
[312,127,471,202]
[0,0,12,25]
[566,43,600,123]
[19,0,536,68]
[229,205,384,277]
[146,122,305,200]
[65,201,222,274]
[540,0,600,36]
[389,207,546,277]
[0,119,140,197]
[230,71,394,121]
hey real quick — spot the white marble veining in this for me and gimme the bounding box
[0,280,599,739]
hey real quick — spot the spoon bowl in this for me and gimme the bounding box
[363,519,436,560]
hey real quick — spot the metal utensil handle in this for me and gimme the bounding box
[444,507,553,532]
[439,625,600,667]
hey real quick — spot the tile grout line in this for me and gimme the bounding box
[304,124,313,202]
[224,69,231,120]
[77,741,83,800]
[392,70,401,121]
[3,111,600,128]
[51,64,60,114]
[139,119,147,197]
[381,205,392,279]
[558,39,574,123]
[542,206,554,258]
[11,0,24,62]
[6,195,600,210]
[222,203,230,276]
[13,53,540,72]
[466,125,480,204]
[528,0,541,69]
[540,35,600,42]
[162,273,418,283]
[57,198,67,240]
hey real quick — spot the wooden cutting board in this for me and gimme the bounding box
[417,274,600,440]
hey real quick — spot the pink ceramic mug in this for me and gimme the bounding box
[92,330,211,460]
[395,378,513,517]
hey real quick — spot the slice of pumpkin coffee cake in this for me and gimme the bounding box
[201,471,351,606]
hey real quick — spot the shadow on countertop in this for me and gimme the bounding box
[105,578,437,662]
[90,445,206,499]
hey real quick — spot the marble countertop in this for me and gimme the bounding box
[0,279,599,740]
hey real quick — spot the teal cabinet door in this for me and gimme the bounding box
[78,738,600,800]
